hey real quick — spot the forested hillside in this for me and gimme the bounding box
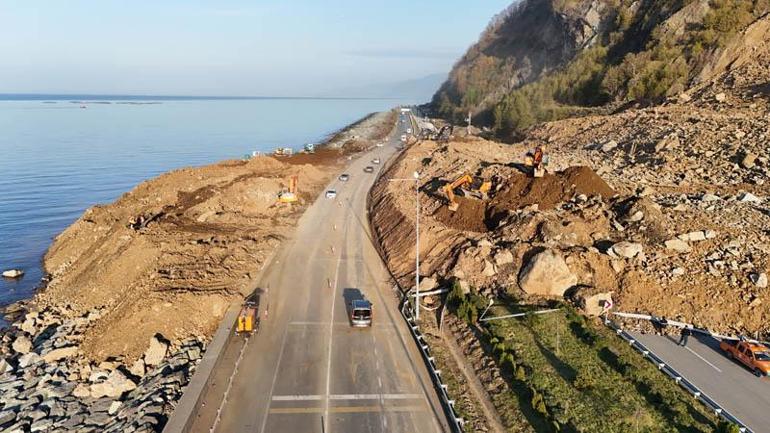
[433,0,770,138]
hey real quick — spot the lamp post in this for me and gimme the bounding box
[389,170,421,320]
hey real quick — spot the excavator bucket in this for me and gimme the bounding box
[448,202,459,212]
[533,167,545,178]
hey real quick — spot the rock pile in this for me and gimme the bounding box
[0,306,203,432]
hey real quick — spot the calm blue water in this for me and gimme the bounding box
[0,96,400,308]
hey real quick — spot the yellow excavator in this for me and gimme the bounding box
[278,175,299,203]
[524,146,548,178]
[443,174,492,211]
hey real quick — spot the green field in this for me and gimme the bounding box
[447,289,736,432]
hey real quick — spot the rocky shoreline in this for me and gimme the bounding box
[0,304,203,432]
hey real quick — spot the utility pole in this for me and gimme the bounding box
[466,111,472,135]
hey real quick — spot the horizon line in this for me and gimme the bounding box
[0,93,406,101]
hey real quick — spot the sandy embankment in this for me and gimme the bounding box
[25,110,396,362]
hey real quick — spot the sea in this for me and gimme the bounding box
[0,94,405,313]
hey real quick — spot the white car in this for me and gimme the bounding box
[325,190,337,199]
[338,174,350,181]
[372,158,381,164]
[400,134,407,142]
[406,128,412,134]
[376,142,384,147]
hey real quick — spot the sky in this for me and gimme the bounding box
[0,1,512,97]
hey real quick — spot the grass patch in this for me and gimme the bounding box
[450,294,723,432]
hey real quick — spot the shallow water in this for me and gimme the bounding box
[0,96,400,309]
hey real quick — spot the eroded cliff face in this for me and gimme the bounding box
[434,0,611,121]
[433,0,770,134]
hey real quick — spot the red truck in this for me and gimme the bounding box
[720,338,770,377]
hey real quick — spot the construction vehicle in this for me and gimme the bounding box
[443,174,492,211]
[720,338,770,376]
[525,146,548,177]
[304,143,315,153]
[278,175,299,203]
[236,300,259,334]
[419,125,454,143]
[274,147,293,157]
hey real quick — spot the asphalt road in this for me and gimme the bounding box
[631,331,770,432]
[192,115,448,433]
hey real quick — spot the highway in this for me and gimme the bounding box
[631,331,770,432]
[190,115,448,433]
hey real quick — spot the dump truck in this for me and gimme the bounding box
[236,301,259,335]
[720,338,770,376]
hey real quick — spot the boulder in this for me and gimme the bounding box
[20,318,37,335]
[108,401,122,415]
[494,250,514,266]
[0,358,12,375]
[750,272,768,288]
[664,239,691,253]
[89,370,136,399]
[18,352,41,369]
[129,358,146,377]
[418,277,437,292]
[518,250,577,297]
[601,140,618,152]
[572,287,613,317]
[481,260,497,277]
[11,335,32,354]
[0,410,16,426]
[144,334,169,367]
[701,193,721,202]
[714,92,726,102]
[677,230,716,242]
[738,192,761,203]
[608,242,643,259]
[1,269,24,278]
[73,384,91,398]
[740,152,757,169]
[42,346,78,363]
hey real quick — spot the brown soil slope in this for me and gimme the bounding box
[35,111,395,362]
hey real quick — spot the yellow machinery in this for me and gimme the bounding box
[236,301,258,334]
[524,146,548,177]
[443,174,492,211]
[278,175,299,203]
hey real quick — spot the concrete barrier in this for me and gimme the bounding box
[162,303,241,433]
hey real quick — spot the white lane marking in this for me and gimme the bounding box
[324,247,343,433]
[272,393,423,401]
[684,345,722,373]
[258,326,290,433]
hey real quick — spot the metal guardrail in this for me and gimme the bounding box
[612,311,770,346]
[603,318,754,433]
[400,296,465,433]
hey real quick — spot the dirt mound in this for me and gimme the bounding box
[433,166,614,233]
[491,166,615,212]
[432,196,489,233]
